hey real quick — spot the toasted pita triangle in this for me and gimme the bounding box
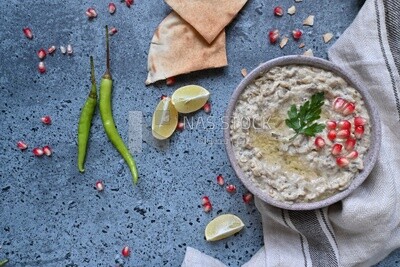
[145,12,227,85]
[165,0,248,44]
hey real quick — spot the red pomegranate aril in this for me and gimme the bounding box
[327,130,337,141]
[203,202,212,213]
[176,121,184,131]
[17,141,28,150]
[346,150,359,160]
[86,7,97,18]
[354,125,364,139]
[336,157,349,168]
[109,27,118,36]
[292,29,303,40]
[38,62,46,74]
[37,48,47,60]
[226,184,236,193]
[354,116,366,127]
[333,97,347,112]
[41,115,52,125]
[342,102,356,115]
[108,3,116,14]
[345,138,356,151]
[201,196,210,205]
[269,29,279,44]
[243,193,253,204]
[314,136,326,149]
[126,0,134,7]
[216,174,224,186]
[23,27,33,39]
[274,6,284,16]
[203,102,211,113]
[337,120,351,130]
[326,120,336,130]
[166,77,175,86]
[121,246,130,257]
[42,145,52,156]
[337,129,350,139]
[331,144,343,156]
[33,147,44,157]
[95,180,104,191]
[48,46,56,54]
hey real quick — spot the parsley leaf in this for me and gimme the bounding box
[285,92,326,140]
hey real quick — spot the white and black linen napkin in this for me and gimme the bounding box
[181,0,400,266]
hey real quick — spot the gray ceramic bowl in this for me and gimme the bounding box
[224,56,381,210]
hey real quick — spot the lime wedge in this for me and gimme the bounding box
[171,85,210,114]
[152,97,178,140]
[205,214,245,242]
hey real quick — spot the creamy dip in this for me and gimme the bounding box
[230,65,371,203]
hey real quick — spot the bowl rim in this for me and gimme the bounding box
[223,55,382,210]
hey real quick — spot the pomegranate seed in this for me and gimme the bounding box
[345,138,356,151]
[66,44,73,55]
[23,27,33,39]
[203,202,212,213]
[337,120,351,130]
[38,62,46,74]
[160,94,168,100]
[109,27,118,36]
[336,157,349,168]
[95,180,104,191]
[32,147,44,157]
[331,144,343,156]
[269,29,279,44]
[216,174,224,186]
[121,246,130,257]
[42,145,52,156]
[242,193,253,204]
[41,115,52,125]
[326,120,337,130]
[346,150,359,160]
[333,97,347,112]
[48,46,56,54]
[17,141,28,150]
[108,3,116,14]
[86,7,97,18]
[166,77,176,86]
[337,129,350,139]
[176,121,184,131]
[292,29,303,40]
[201,196,210,205]
[226,184,236,193]
[327,130,337,141]
[60,46,67,54]
[342,102,356,115]
[37,48,47,60]
[354,125,364,139]
[354,116,366,127]
[314,136,326,149]
[203,102,211,113]
[126,0,134,7]
[274,6,284,16]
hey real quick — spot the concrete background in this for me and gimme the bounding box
[0,0,399,266]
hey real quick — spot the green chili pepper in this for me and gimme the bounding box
[0,258,9,266]
[99,26,139,184]
[77,56,97,173]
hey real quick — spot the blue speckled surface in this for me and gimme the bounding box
[0,0,399,266]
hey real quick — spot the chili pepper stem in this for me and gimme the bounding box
[0,258,9,267]
[99,25,139,184]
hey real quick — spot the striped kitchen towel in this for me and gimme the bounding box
[181,0,400,266]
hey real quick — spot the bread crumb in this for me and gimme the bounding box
[298,43,305,48]
[288,6,296,15]
[241,68,248,77]
[280,37,289,49]
[303,15,314,26]
[303,49,314,57]
[323,32,334,43]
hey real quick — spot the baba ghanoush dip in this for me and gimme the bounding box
[230,65,370,204]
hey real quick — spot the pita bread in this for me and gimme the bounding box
[164,0,248,44]
[145,12,227,85]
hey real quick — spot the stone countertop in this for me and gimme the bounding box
[0,0,399,266]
